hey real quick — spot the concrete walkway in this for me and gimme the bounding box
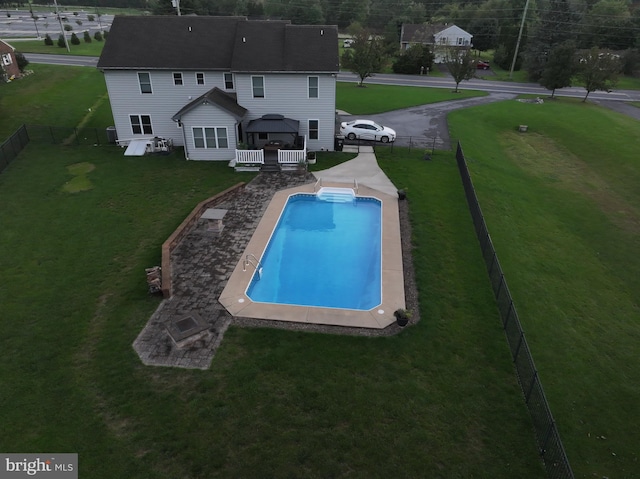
[313,145,399,196]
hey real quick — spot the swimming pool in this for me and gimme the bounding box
[246,191,382,310]
[219,183,405,329]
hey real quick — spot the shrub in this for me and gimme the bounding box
[83,31,91,43]
[44,34,53,46]
[57,34,66,48]
[15,52,29,72]
[93,31,103,42]
[70,33,80,45]
[88,14,95,22]
[103,30,108,39]
[63,24,72,31]
[76,19,82,26]
[392,45,434,75]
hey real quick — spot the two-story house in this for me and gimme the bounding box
[97,16,339,161]
[0,39,22,80]
[400,24,473,63]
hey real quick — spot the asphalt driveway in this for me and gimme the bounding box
[338,92,517,149]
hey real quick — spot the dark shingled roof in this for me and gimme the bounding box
[245,114,299,133]
[400,24,445,44]
[98,16,339,72]
[172,88,247,121]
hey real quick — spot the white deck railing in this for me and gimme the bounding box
[235,149,264,165]
[278,149,306,164]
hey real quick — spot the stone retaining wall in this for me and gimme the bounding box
[161,183,246,298]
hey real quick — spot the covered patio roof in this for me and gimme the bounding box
[245,114,299,134]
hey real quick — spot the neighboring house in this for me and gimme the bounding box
[400,24,473,63]
[97,16,339,161]
[0,39,21,80]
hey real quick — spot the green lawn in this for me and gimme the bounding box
[336,82,486,115]
[0,142,544,478]
[0,63,110,137]
[449,98,640,478]
[11,38,106,56]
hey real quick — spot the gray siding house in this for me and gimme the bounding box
[97,16,339,161]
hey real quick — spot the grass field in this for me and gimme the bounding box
[336,82,486,115]
[0,143,545,477]
[449,99,640,478]
[0,63,109,136]
[11,38,106,56]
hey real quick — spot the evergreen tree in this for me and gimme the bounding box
[57,34,66,48]
[70,32,80,45]
[44,33,53,46]
[83,30,92,43]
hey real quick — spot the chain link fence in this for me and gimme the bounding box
[456,142,574,479]
[1,124,117,175]
[0,124,29,174]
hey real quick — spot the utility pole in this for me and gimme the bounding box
[29,2,40,39]
[53,0,70,52]
[510,0,530,79]
[172,0,181,16]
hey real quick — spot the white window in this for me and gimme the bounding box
[1,53,12,66]
[252,76,264,98]
[308,76,319,99]
[130,115,153,135]
[224,72,234,90]
[173,72,183,86]
[192,127,229,149]
[196,72,205,85]
[138,72,152,94]
[308,120,319,140]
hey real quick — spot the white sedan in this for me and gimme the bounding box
[340,120,396,143]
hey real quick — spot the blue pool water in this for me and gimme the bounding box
[247,193,382,310]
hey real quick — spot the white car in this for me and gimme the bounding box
[340,119,396,143]
[343,39,354,48]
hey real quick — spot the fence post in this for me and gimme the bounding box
[503,301,514,329]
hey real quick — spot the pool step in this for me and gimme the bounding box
[316,187,356,202]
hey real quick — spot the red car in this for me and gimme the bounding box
[477,61,490,70]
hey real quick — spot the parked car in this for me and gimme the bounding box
[477,60,490,70]
[340,119,396,143]
[343,39,354,48]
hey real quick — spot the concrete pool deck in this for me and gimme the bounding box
[133,147,413,369]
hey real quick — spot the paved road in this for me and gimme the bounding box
[337,71,640,103]
[25,53,98,67]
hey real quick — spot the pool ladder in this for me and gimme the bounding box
[243,254,263,279]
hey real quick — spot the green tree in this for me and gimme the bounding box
[94,31,103,42]
[341,30,386,87]
[576,47,621,102]
[44,33,53,46]
[83,30,91,43]
[525,0,581,81]
[579,0,633,50]
[57,34,66,48]
[539,41,577,98]
[392,44,433,74]
[70,32,80,45]
[444,47,476,93]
